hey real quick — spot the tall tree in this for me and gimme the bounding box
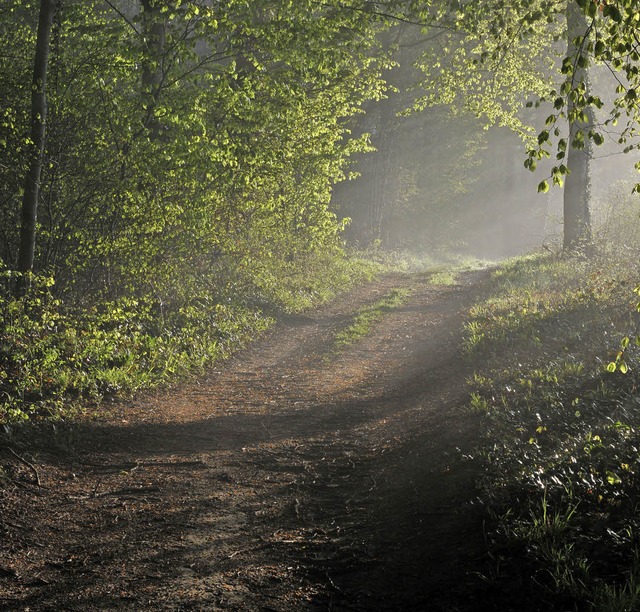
[139,0,167,134]
[1,0,390,300]
[522,0,640,250]
[16,0,57,285]
[562,0,594,251]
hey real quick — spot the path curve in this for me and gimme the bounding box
[0,270,491,611]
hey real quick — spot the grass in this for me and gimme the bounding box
[1,244,482,424]
[464,207,640,609]
[428,270,459,286]
[354,245,492,275]
[331,288,411,351]
[427,256,492,286]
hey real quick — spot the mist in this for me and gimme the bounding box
[335,104,638,261]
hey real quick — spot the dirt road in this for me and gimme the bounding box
[1,271,491,611]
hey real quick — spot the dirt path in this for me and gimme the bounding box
[1,271,491,611]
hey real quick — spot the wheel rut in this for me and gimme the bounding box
[0,270,491,611]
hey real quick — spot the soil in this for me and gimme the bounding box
[0,270,497,611]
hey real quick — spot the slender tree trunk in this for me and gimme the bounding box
[140,0,166,134]
[563,0,593,252]
[16,0,57,285]
[367,25,406,245]
[369,120,391,242]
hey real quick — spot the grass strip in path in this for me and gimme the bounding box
[330,288,411,352]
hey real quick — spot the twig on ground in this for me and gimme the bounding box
[81,460,207,470]
[0,519,26,530]
[326,572,346,594]
[69,485,162,500]
[7,447,42,486]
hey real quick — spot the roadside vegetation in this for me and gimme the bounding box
[0,251,379,424]
[327,253,488,354]
[466,185,640,610]
[0,239,492,425]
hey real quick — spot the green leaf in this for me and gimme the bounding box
[604,5,623,23]
[606,471,622,485]
[537,180,549,193]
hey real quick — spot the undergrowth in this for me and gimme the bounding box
[1,243,479,424]
[0,250,379,424]
[465,197,640,609]
[355,244,491,275]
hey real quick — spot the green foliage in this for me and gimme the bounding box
[0,270,263,421]
[428,270,458,286]
[0,249,374,423]
[0,0,390,289]
[0,1,396,421]
[466,217,640,606]
[463,252,630,354]
[522,0,640,184]
[409,0,640,199]
[413,0,559,139]
[356,247,490,275]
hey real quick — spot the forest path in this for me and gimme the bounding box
[1,270,492,611]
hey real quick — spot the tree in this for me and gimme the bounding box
[16,0,57,287]
[562,0,594,251]
[139,0,167,135]
[405,0,640,253]
[524,0,640,251]
[2,0,390,302]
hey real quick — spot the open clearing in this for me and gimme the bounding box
[1,271,495,611]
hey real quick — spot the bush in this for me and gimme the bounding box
[0,248,376,424]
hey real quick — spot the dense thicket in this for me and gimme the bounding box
[0,0,395,419]
[2,0,391,294]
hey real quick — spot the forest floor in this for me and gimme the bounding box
[0,270,498,611]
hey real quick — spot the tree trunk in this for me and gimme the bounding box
[366,26,406,245]
[563,0,593,252]
[140,0,166,134]
[16,0,57,285]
